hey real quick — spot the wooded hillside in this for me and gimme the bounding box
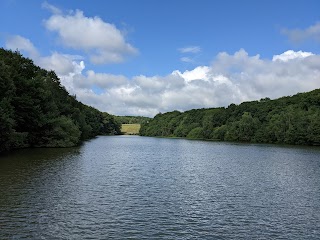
[140,89,320,145]
[0,48,121,153]
[115,115,150,125]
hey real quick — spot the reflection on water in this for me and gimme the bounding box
[1,136,320,239]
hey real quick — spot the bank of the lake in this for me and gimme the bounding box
[1,136,320,239]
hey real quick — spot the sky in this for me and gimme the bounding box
[1,0,320,117]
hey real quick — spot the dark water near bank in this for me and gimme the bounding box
[1,136,320,239]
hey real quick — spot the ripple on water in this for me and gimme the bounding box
[0,136,320,239]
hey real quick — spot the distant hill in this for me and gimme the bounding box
[140,89,320,146]
[115,115,151,125]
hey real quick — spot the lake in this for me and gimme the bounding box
[1,136,320,239]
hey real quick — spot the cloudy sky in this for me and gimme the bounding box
[1,0,320,117]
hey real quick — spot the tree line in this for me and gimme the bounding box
[140,89,320,146]
[115,115,150,125]
[0,48,121,153]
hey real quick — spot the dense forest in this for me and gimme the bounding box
[140,89,320,146]
[115,115,150,125]
[0,48,121,153]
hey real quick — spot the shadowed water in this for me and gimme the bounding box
[1,136,320,239]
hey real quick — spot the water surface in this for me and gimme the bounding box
[1,136,320,239]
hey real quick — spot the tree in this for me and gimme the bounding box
[137,86,320,146]
[44,116,81,147]
[307,112,320,145]
[0,60,15,151]
[212,125,228,140]
[225,112,260,142]
[0,48,121,153]
[187,127,204,139]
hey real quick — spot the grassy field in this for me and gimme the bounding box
[121,124,141,135]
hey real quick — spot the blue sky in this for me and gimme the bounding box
[1,0,320,116]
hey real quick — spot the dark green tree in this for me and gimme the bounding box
[0,48,121,153]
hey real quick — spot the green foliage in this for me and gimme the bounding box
[0,98,14,152]
[187,127,204,139]
[115,115,150,124]
[212,125,228,140]
[0,48,121,153]
[139,111,183,137]
[43,116,81,147]
[307,112,320,145]
[225,112,260,142]
[141,89,320,146]
[101,113,121,135]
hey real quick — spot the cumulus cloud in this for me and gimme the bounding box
[272,50,314,62]
[69,49,320,117]
[44,8,138,64]
[178,46,201,53]
[5,36,320,117]
[5,35,85,90]
[173,66,210,82]
[6,35,39,58]
[74,70,128,89]
[40,52,84,75]
[282,21,320,43]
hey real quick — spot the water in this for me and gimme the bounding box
[1,136,320,239]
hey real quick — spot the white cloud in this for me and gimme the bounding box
[70,50,320,117]
[6,35,39,58]
[44,8,138,64]
[204,49,320,101]
[282,21,320,43]
[180,57,194,63]
[272,50,314,62]
[173,66,210,82]
[178,46,201,54]
[74,70,128,89]
[5,36,320,117]
[41,1,62,15]
[39,52,84,75]
[5,35,85,91]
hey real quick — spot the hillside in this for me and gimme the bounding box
[115,115,151,125]
[140,89,320,145]
[0,48,121,153]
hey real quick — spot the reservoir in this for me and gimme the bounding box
[1,136,320,239]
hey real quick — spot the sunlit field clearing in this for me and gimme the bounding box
[121,124,141,135]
